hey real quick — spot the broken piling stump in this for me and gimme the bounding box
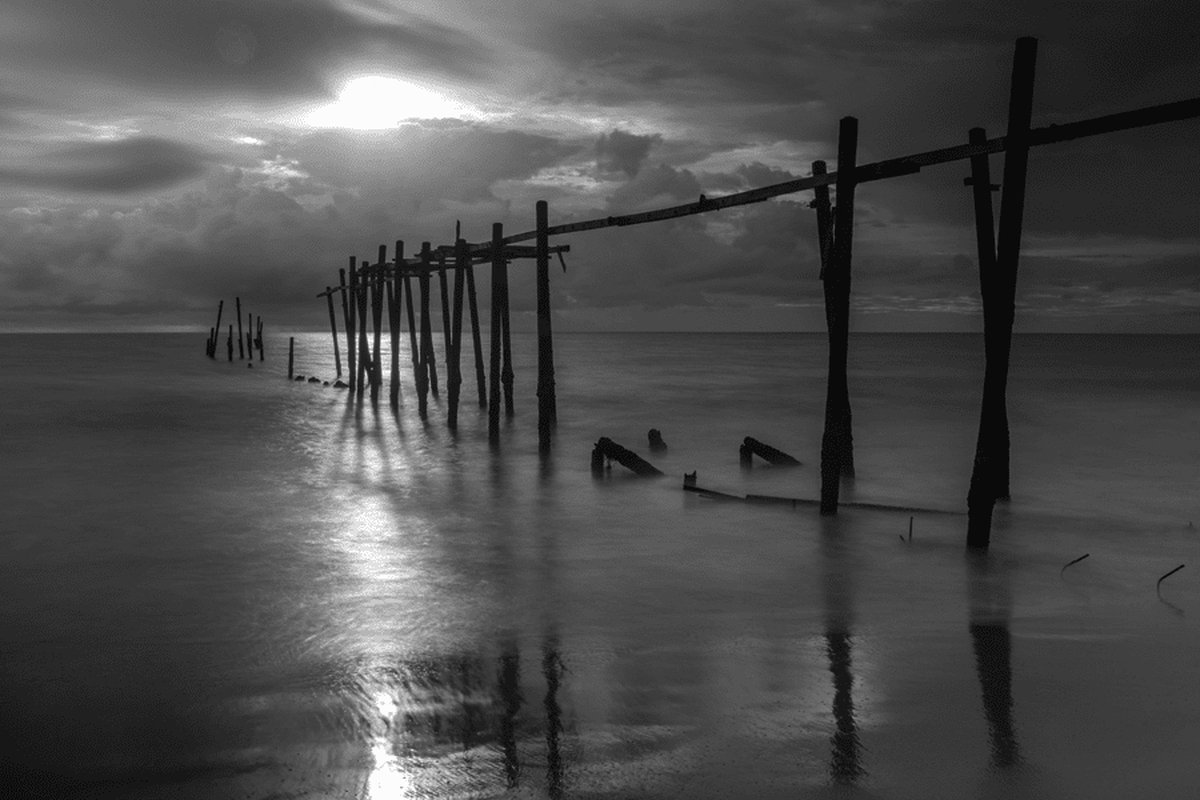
[648,429,668,452]
[740,437,802,469]
[591,436,663,477]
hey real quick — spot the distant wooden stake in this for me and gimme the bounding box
[257,316,263,361]
[236,297,245,360]
[326,287,342,377]
[287,336,294,378]
[466,259,487,408]
[489,222,504,443]
[968,37,1037,549]
[227,324,233,362]
[820,117,859,515]
[536,199,557,453]
[212,300,224,359]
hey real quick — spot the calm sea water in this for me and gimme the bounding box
[2,331,1198,799]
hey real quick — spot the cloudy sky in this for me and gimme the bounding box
[2,0,1198,332]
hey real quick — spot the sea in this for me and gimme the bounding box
[2,331,1198,799]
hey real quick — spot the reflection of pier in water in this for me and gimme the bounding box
[967,553,1021,769]
[820,520,865,784]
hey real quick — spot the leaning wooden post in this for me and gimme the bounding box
[210,300,224,358]
[464,260,488,409]
[417,242,435,418]
[372,244,386,398]
[535,199,557,453]
[404,268,421,402]
[389,240,404,406]
[489,223,504,443]
[448,239,467,429]
[236,297,245,359]
[325,288,342,377]
[819,116,859,515]
[345,259,357,392]
[968,37,1037,549]
[227,324,233,361]
[287,336,294,378]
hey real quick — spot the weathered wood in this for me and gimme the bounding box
[326,287,342,377]
[372,244,385,397]
[256,316,263,361]
[812,161,833,280]
[340,262,352,391]
[592,436,662,477]
[969,37,1037,550]
[438,253,452,393]
[489,223,504,444]
[448,239,466,429]
[245,314,253,359]
[227,324,233,361]
[356,256,370,398]
[536,200,557,453]
[236,297,244,359]
[418,242,434,417]
[465,258,487,408]
[211,300,223,359]
[500,235,514,419]
[206,326,215,356]
[741,437,801,467]
[287,335,294,378]
[404,269,420,404]
[820,117,859,515]
[389,240,404,407]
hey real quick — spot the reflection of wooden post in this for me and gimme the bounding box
[418,242,434,418]
[448,239,466,429]
[489,223,504,443]
[342,263,355,392]
[820,117,859,515]
[498,640,521,789]
[543,635,564,800]
[466,260,487,408]
[389,240,404,406]
[969,37,1037,549]
[326,287,342,377]
[535,200,557,453]
[236,297,244,359]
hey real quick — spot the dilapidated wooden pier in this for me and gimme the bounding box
[303,36,1199,549]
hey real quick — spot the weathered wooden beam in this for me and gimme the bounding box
[536,199,557,453]
[969,37,1037,549]
[820,116,859,516]
[465,257,487,408]
[342,263,355,392]
[438,252,452,396]
[287,335,294,378]
[448,239,466,429]
[591,437,663,477]
[356,256,370,398]
[418,242,435,417]
[389,240,403,407]
[209,300,223,359]
[489,223,504,444]
[326,288,341,377]
[236,297,244,360]
[372,244,385,397]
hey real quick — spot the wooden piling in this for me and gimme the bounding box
[246,314,253,359]
[968,37,1037,550]
[372,244,386,399]
[489,223,504,443]
[389,240,404,406]
[448,239,467,429]
[418,242,434,417]
[206,327,215,357]
[811,161,833,279]
[345,259,357,392]
[404,270,421,403]
[326,287,342,377]
[535,200,557,453]
[500,236,515,418]
[227,324,233,361]
[820,117,859,515]
[236,297,244,359]
[256,316,263,361]
[356,257,370,398]
[287,336,294,378]
[438,253,452,392]
[211,300,224,359]
[465,261,487,408]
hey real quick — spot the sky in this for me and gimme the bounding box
[1,0,1198,332]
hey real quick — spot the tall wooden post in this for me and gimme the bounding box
[438,253,453,394]
[404,269,420,402]
[448,239,467,429]
[342,264,355,391]
[501,248,514,418]
[236,297,244,359]
[210,300,223,358]
[812,161,834,278]
[227,324,233,361]
[465,260,487,408]
[535,199,557,453]
[256,316,263,361]
[246,313,253,358]
[326,287,342,377]
[489,223,504,443]
[287,336,294,378]
[389,240,404,406]
[372,244,386,398]
[356,256,370,398]
[968,37,1037,549]
[207,327,215,356]
[820,117,859,515]
[418,242,434,418]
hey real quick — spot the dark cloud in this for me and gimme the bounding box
[606,163,703,213]
[0,136,209,193]
[595,129,662,177]
[3,0,494,103]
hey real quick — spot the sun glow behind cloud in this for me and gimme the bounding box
[306,75,474,129]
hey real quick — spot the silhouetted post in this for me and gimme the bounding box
[256,316,263,361]
[211,300,223,358]
[811,161,833,278]
[465,259,487,408]
[968,37,1037,549]
[356,256,370,398]
[227,324,233,361]
[206,327,215,356]
[438,253,453,393]
[418,242,434,417]
[389,240,404,406]
[287,336,294,378]
[489,224,504,443]
[448,239,467,429]
[820,117,859,515]
[535,200,557,453]
[341,263,355,391]
[404,270,420,401]
[500,239,515,418]
[236,297,245,359]
[372,244,386,398]
[325,289,342,377]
